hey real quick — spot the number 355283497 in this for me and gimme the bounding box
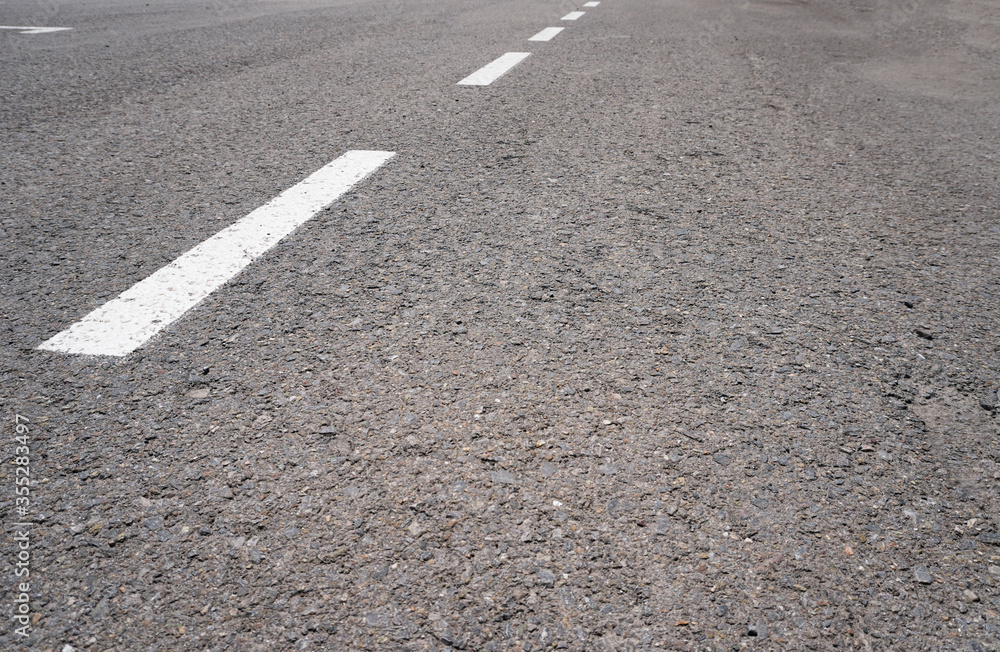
[14,415,30,512]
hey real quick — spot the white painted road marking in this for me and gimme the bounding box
[458,52,531,86]
[0,25,72,34]
[583,2,600,7]
[38,150,395,357]
[528,27,564,42]
[561,11,585,20]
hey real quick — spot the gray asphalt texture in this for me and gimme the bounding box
[2,0,1000,649]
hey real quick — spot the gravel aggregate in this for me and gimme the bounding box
[2,0,1000,649]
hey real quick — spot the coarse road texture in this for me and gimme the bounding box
[2,0,1000,649]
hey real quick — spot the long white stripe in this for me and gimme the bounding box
[583,2,600,7]
[528,27,564,42]
[38,150,395,356]
[561,11,585,20]
[0,25,72,34]
[458,52,531,86]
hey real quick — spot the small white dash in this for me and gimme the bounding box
[561,11,585,20]
[583,1,600,6]
[528,27,564,42]
[458,52,531,86]
[0,25,72,34]
[38,150,395,356]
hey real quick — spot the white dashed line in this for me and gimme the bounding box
[561,11,585,20]
[528,27,565,42]
[458,52,531,86]
[0,25,72,34]
[583,1,600,7]
[38,150,395,356]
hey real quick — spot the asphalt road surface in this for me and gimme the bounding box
[3,0,1000,649]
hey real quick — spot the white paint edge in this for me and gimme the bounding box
[583,2,600,7]
[38,150,395,356]
[528,27,564,42]
[0,25,72,34]
[457,52,531,86]
[561,11,585,20]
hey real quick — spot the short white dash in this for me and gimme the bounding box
[458,52,531,86]
[0,25,72,34]
[528,27,564,42]
[561,11,585,20]
[38,150,395,356]
[583,1,600,6]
